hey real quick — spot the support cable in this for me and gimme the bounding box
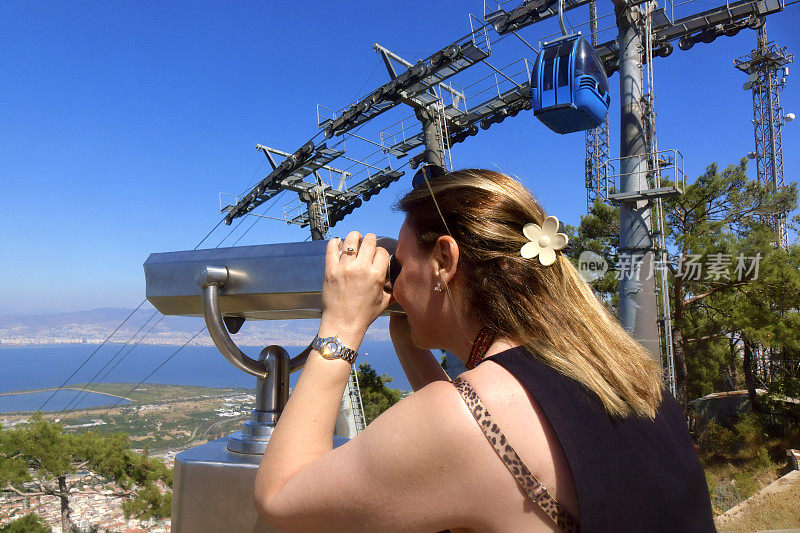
[216,212,251,247]
[350,57,382,105]
[44,175,283,414]
[193,219,225,250]
[103,328,207,416]
[238,158,267,198]
[37,301,147,411]
[92,316,166,387]
[57,312,162,415]
[232,195,283,247]
[93,197,282,412]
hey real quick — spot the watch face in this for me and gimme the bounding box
[322,339,339,358]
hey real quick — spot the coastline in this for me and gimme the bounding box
[0,386,129,400]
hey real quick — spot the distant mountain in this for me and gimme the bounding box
[0,307,138,328]
[0,307,389,347]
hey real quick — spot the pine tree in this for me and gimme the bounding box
[0,414,172,532]
[356,362,402,425]
[663,160,798,406]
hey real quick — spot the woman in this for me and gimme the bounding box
[254,168,715,532]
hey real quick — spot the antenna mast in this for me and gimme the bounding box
[735,21,793,249]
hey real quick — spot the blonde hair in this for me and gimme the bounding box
[398,168,663,418]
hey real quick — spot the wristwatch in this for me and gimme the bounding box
[311,335,361,364]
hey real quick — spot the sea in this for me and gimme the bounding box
[0,341,410,413]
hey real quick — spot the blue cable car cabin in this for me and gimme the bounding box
[531,34,611,134]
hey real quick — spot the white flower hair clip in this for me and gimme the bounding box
[521,215,569,266]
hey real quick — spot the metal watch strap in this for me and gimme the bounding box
[311,335,360,364]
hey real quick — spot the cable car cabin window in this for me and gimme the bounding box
[575,38,609,94]
[541,44,560,92]
[542,58,555,91]
[543,44,559,61]
[557,46,571,87]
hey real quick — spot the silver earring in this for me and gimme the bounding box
[434,282,444,292]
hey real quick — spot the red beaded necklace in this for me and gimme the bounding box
[466,326,496,370]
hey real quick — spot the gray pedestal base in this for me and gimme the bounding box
[171,435,349,533]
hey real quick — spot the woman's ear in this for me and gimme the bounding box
[433,235,459,284]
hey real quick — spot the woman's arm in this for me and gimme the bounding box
[253,232,480,532]
[255,232,386,505]
[254,378,480,532]
[390,315,450,391]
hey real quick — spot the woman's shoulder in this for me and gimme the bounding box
[457,357,555,452]
[454,361,581,521]
[347,375,578,530]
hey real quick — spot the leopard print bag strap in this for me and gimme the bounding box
[451,377,580,533]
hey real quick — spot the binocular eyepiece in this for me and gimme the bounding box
[388,254,401,289]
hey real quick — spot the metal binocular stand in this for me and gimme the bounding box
[144,238,398,532]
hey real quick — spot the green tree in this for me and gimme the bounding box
[720,245,800,414]
[571,160,799,407]
[357,362,402,425]
[0,415,172,533]
[663,160,798,406]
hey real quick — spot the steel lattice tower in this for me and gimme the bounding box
[585,0,611,208]
[735,22,795,387]
[735,22,793,249]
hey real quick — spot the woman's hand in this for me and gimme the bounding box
[319,231,392,348]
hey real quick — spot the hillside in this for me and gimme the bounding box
[0,307,389,346]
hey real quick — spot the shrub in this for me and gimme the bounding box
[0,514,49,533]
[734,413,767,457]
[698,420,737,460]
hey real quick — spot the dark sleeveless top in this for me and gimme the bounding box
[477,347,715,532]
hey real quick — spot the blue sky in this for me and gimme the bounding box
[1,1,798,314]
